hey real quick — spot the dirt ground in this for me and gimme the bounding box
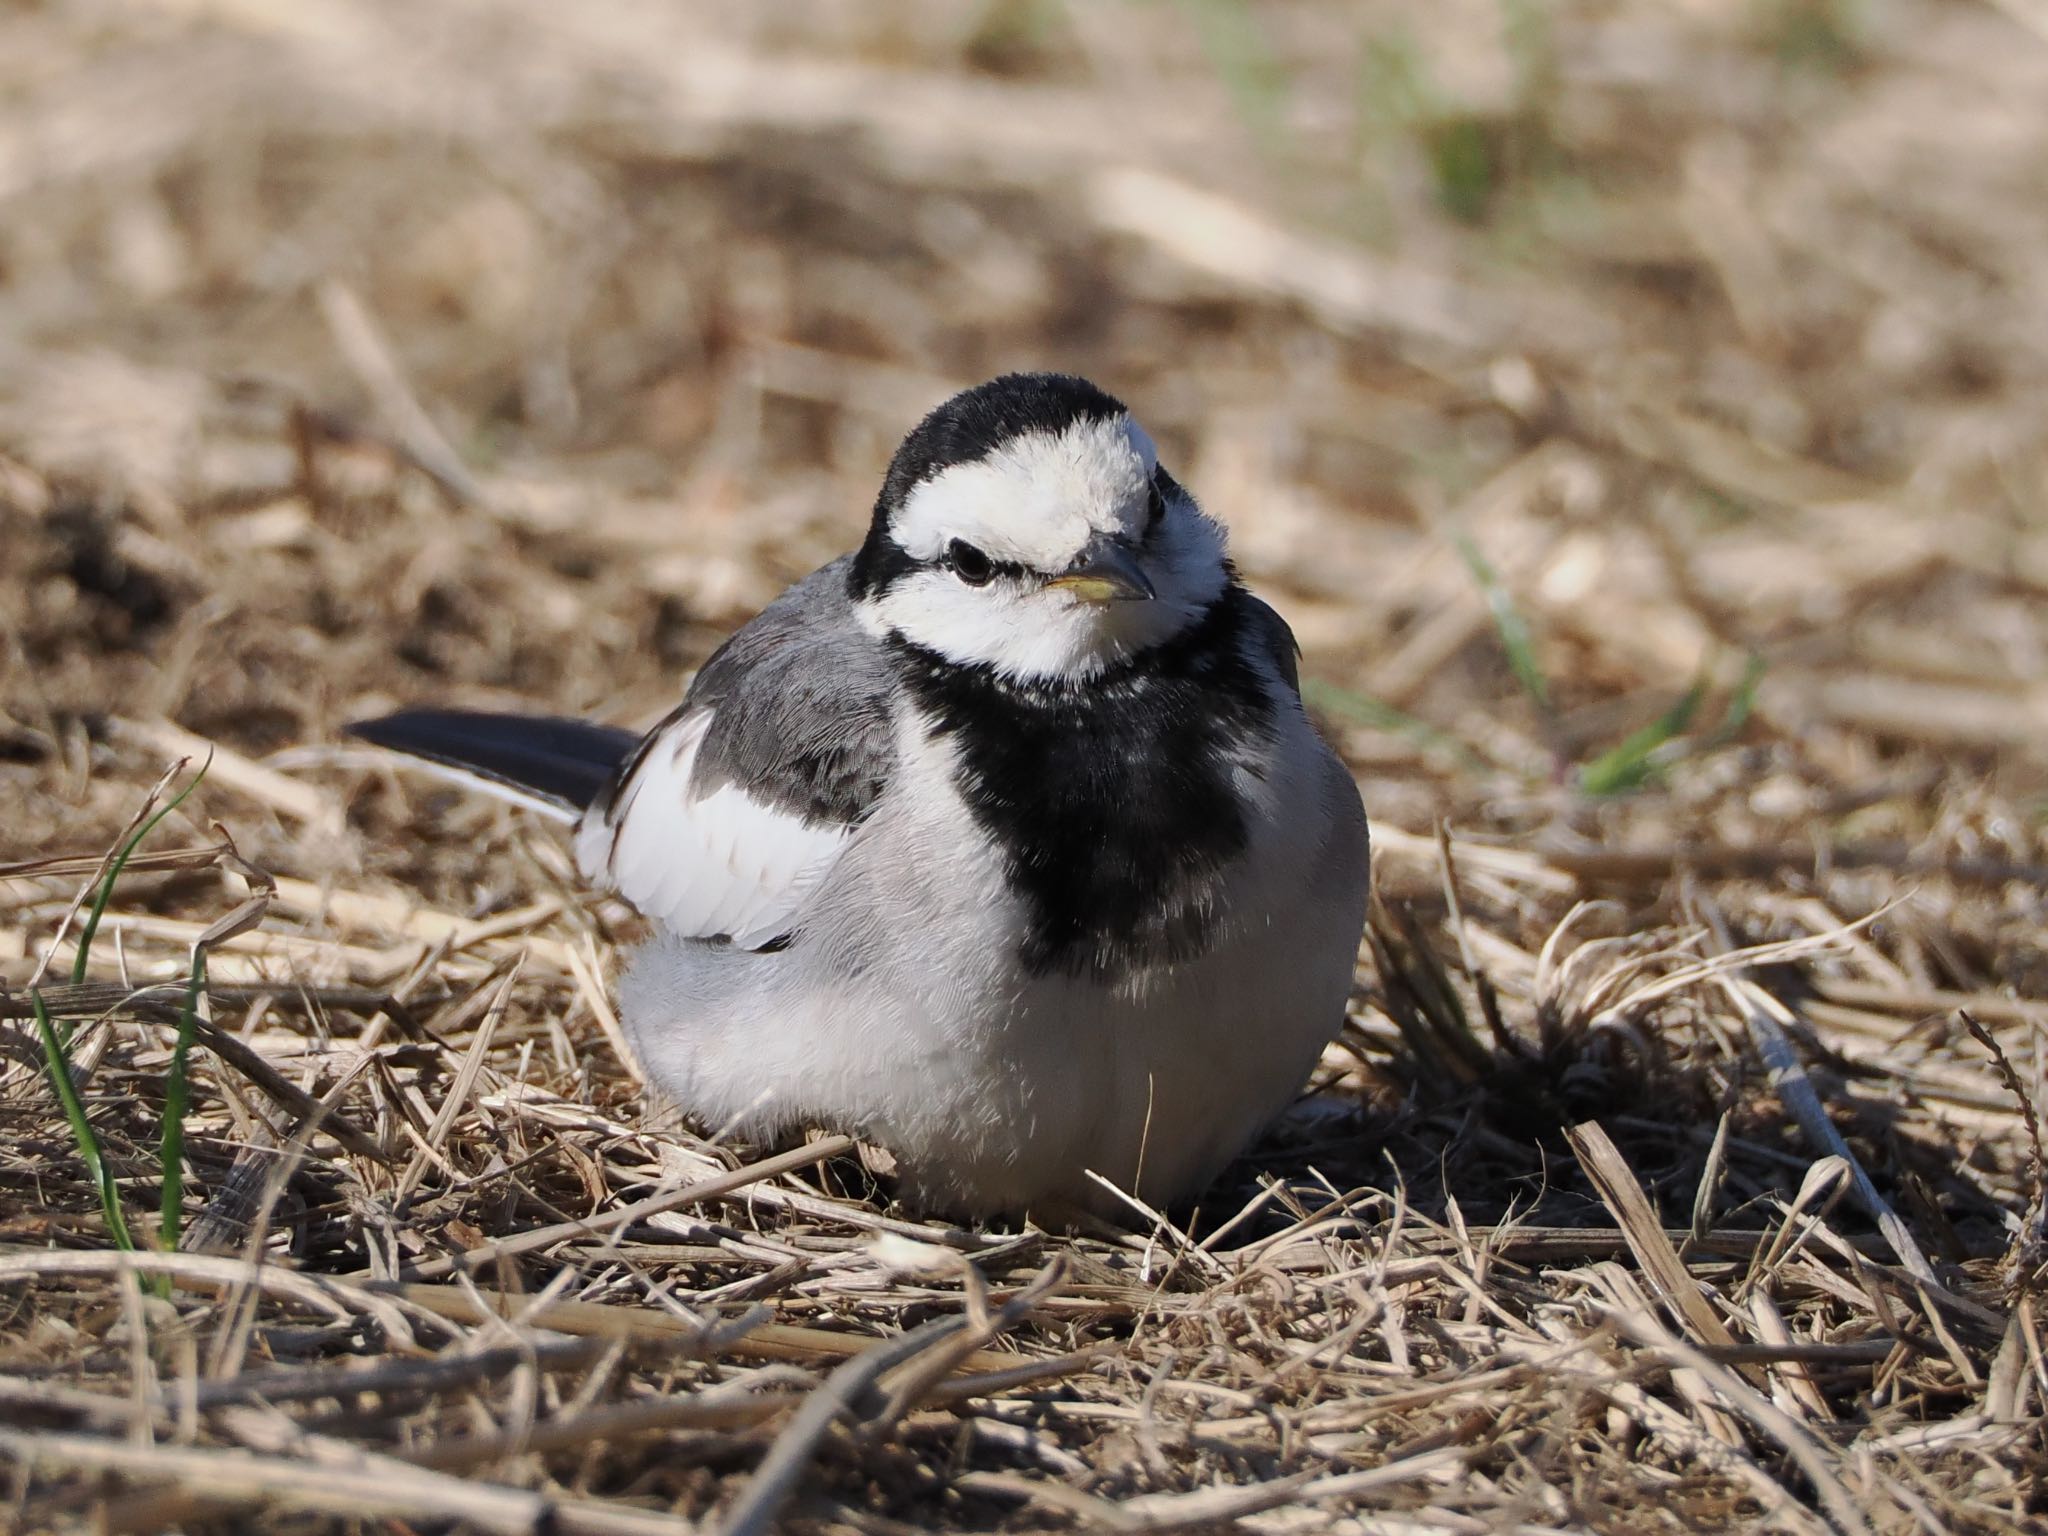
[1,1,2044,1531]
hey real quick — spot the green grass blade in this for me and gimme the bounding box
[1701,652,1766,751]
[159,943,208,1253]
[1422,116,1495,224]
[31,989,139,1256]
[1577,675,1710,796]
[1452,532,1552,716]
[72,757,210,988]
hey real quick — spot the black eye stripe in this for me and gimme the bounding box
[943,539,1029,586]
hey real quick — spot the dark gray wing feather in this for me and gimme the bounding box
[595,556,896,832]
[575,558,898,944]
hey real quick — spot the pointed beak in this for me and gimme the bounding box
[1045,534,1156,604]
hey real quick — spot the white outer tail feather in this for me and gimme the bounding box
[359,750,583,825]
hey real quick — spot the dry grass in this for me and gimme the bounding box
[2,1,2045,1531]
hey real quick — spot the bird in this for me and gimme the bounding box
[348,372,1370,1220]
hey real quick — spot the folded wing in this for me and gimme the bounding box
[572,557,897,950]
[574,708,857,949]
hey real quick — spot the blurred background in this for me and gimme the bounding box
[3,0,2047,1008]
[6,0,2048,848]
[3,6,2045,1522]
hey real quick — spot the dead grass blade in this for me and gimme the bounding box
[401,1134,859,1279]
[5,6,2043,1529]
[1599,1307,1875,1536]
[0,1425,554,1536]
[1566,1121,1750,1365]
[719,1316,972,1536]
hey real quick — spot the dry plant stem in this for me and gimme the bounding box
[111,717,343,834]
[316,279,490,510]
[1820,980,2048,1029]
[0,1250,389,1328]
[209,1048,384,1380]
[400,1133,859,1278]
[156,942,206,1248]
[392,1282,1040,1378]
[1957,1009,2047,1246]
[862,1258,1067,1433]
[1718,974,1940,1286]
[719,1315,971,1536]
[190,1015,394,1164]
[1564,1121,1750,1365]
[410,1371,817,1471]
[1683,890,1942,1285]
[958,1442,1473,1533]
[1600,1307,1875,1536]
[73,758,209,997]
[1435,821,1511,1051]
[1536,838,2048,891]
[82,1476,724,1536]
[5,10,2044,1528]
[0,978,429,1021]
[1120,1442,1475,1529]
[394,958,523,1202]
[186,1334,614,1411]
[0,841,228,882]
[0,1425,590,1536]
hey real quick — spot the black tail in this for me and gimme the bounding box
[346,709,639,817]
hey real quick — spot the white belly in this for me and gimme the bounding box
[614,709,1369,1218]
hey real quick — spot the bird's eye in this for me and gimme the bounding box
[1147,481,1168,529]
[947,539,995,586]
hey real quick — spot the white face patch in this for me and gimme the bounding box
[860,413,1230,682]
[890,415,1158,565]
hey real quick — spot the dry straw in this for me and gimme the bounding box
[4,1,2046,1530]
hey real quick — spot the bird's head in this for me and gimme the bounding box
[849,373,1229,683]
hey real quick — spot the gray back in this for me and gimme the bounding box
[683,557,897,827]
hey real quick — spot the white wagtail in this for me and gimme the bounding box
[350,373,1370,1218]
